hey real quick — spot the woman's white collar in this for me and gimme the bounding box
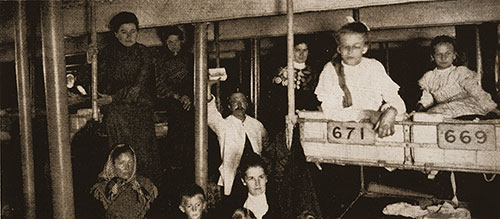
[293,61,306,70]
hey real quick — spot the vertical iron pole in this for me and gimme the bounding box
[475,25,483,80]
[194,23,208,191]
[40,1,75,218]
[214,22,221,68]
[496,25,500,93]
[214,22,221,111]
[353,8,360,22]
[88,0,99,120]
[495,48,499,93]
[251,39,261,119]
[14,1,36,218]
[285,0,295,149]
[250,40,255,105]
[238,53,243,90]
[384,42,390,75]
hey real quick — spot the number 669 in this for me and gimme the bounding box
[444,130,487,144]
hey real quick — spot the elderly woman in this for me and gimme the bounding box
[97,12,161,185]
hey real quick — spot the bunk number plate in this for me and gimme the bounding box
[327,122,376,145]
[437,124,496,150]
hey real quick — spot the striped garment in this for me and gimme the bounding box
[418,65,497,118]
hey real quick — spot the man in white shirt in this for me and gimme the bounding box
[207,83,268,197]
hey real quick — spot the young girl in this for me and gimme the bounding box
[91,143,158,219]
[417,35,497,119]
[315,21,406,137]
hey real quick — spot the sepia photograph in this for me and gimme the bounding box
[1,0,499,218]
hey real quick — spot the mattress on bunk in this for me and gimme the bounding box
[298,111,500,174]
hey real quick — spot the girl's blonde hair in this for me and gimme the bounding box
[335,22,369,44]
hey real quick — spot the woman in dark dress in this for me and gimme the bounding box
[233,155,278,219]
[263,37,323,218]
[98,12,161,185]
[154,26,195,173]
[265,38,320,135]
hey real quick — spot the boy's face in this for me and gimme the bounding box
[179,194,206,219]
[115,23,137,47]
[294,43,309,64]
[242,166,267,196]
[432,42,456,69]
[337,33,368,66]
[113,152,134,180]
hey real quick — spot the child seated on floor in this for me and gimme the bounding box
[91,143,157,219]
[178,184,208,219]
[416,35,498,119]
[297,210,316,219]
[232,207,257,219]
[315,20,406,137]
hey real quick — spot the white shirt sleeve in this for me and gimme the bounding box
[207,96,225,136]
[418,90,434,108]
[315,62,367,121]
[315,63,348,119]
[417,71,435,108]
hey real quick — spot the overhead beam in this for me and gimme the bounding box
[362,0,500,29]
[369,26,455,42]
[61,0,437,37]
[3,0,500,44]
[218,9,351,40]
[2,0,500,45]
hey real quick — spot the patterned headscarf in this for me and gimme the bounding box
[93,143,157,211]
[99,143,137,182]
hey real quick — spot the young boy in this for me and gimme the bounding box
[178,184,208,219]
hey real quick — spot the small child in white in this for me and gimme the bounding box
[315,21,406,137]
[417,35,497,119]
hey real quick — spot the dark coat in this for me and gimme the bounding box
[233,185,279,219]
[98,41,161,185]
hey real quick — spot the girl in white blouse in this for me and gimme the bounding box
[315,21,406,138]
[417,35,497,118]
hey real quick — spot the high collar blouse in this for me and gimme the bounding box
[315,57,406,121]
